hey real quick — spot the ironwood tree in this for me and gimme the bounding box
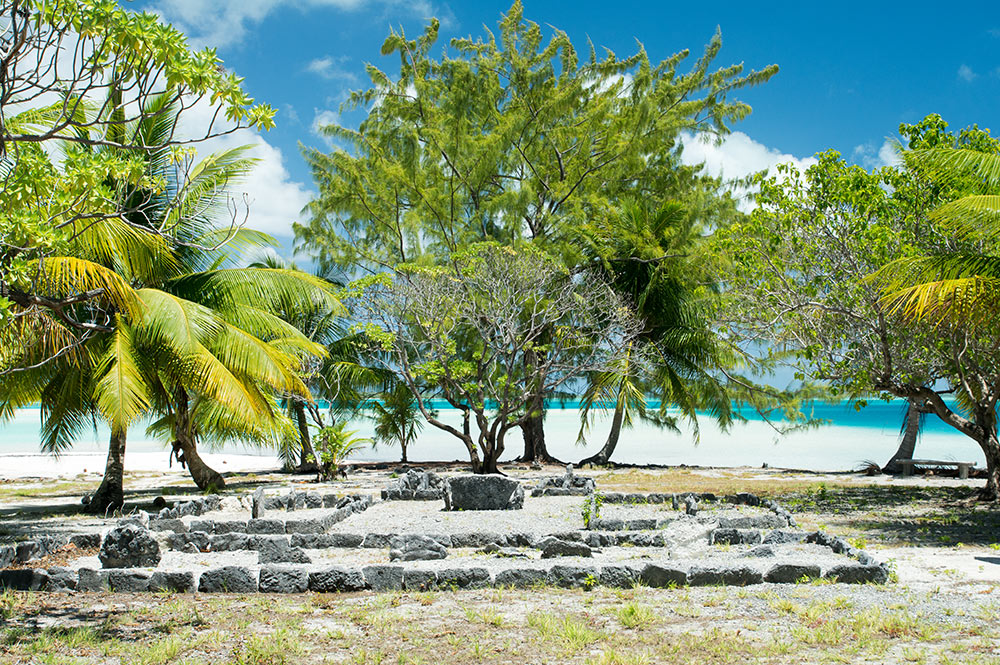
[297,1,775,463]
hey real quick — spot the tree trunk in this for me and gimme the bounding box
[980,439,1000,501]
[173,386,226,491]
[86,428,126,514]
[400,443,408,464]
[518,349,560,463]
[883,400,921,474]
[174,433,227,492]
[578,384,626,467]
[293,400,319,473]
[975,413,1000,501]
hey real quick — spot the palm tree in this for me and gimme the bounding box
[575,200,734,466]
[369,382,425,463]
[0,94,334,509]
[883,399,926,474]
[879,147,1000,499]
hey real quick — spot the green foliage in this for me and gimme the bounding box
[1,0,275,372]
[314,422,371,480]
[298,2,774,277]
[581,491,604,527]
[352,243,637,471]
[368,383,427,463]
[716,113,1000,497]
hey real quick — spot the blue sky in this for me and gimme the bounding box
[133,0,1000,252]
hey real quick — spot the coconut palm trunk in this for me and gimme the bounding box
[883,400,921,474]
[86,428,127,514]
[293,400,319,473]
[579,377,627,467]
[173,387,226,491]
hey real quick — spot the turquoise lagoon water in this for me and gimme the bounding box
[0,400,987,472]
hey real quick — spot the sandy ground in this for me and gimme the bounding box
[0,452,281,479]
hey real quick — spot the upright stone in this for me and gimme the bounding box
[443,475,524,511]
[252,487,265,519]
[99,525,161,569]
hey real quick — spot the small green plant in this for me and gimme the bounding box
[615,601,656,629]
[583,573,599,591]
[0,589,24,621]
[581,491,604,527]
[848,536,868,550]
[313,422,372,481]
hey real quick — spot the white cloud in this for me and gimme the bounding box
[177,100,313,239]
[311,109,340,145]
[153,0,451,49]
[681,131,817,181]
[680,132,818,211]
[853,140,901,170]
[305,55,357,81]
[958,64,977,83]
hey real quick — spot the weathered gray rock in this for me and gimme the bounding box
[70,533,102,550]
[599,565,643,588]
[251,487,265,519]
[77,568,109,591]
[763,529,806,545]
[189,520,216,534]
[0,545,17,568]
[624,519,657,531]
[402,569,438,591]
[107,569,151,592]
[0,568,49,591]
[494,568,550,588]
[718,515,786,530]
[149,519,187,533]
[505,533,536,547]
[549,564,598,589]
[15,541,38,562]
[640,564,687,588]
[824,563,889,584]
[589,518,624,531]
[688,565,763,586]
[209,533,250,552]
[177,500,204,517]
[617,533,663,547]
[285,519,324,534]
[99,525,161,568]
[46,567,78,592]
[309,566,367,592]
[258,537,311,564]
[199,566,258,593]
[259,566,309,593]
[263,497,285,511]
[743,545,777,558]
[436,567,490,589]
[478,544,528,558]
[389,535,448,562]
[247,519,286,535]
[149,571,196,593]
[181,543,200,555]
[534,465,596,496]
[361,533,396,548]
[443,475,524,511]
[304,492,324,509]
[362,565,404,591]
[538,537,592,559]
[169,531,210,552]
[711,528,762,546]
[450,532,506,548]
[213,521,248,535]
[293,533,364,549]
[765,563,821,583]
